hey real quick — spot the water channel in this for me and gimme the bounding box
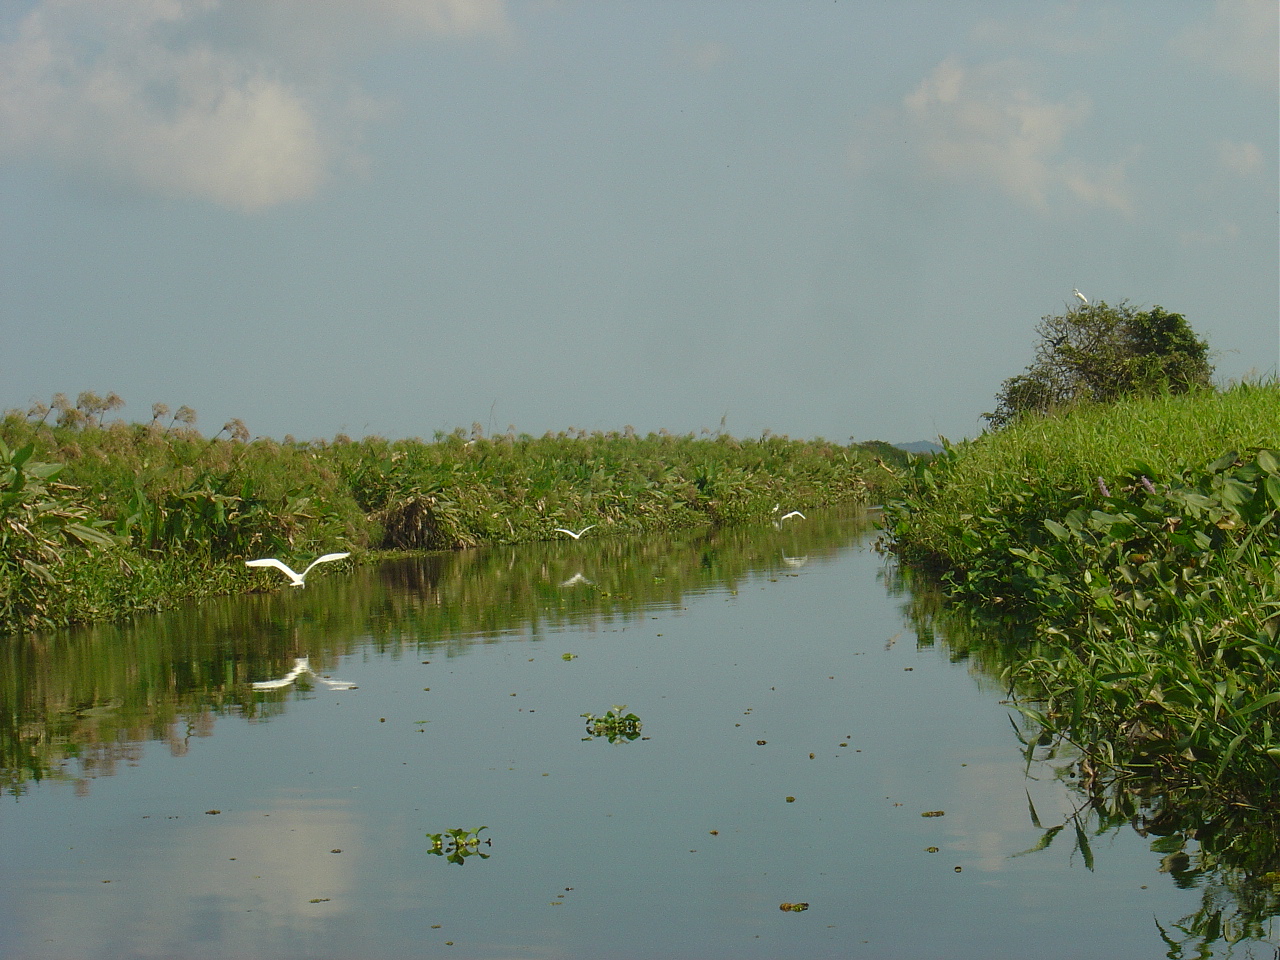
[2,512,1276,958]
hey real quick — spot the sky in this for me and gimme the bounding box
[1,0,1276,445]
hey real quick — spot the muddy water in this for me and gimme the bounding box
[1,513,1272,958]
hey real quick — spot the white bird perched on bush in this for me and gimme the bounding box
[245,552,350,587]
[1074,288,1089,305]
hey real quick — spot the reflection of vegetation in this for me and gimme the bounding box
[1,509,872,797]
[889,559,1280,957]
[581,706,643,743]
[426,827,491,865]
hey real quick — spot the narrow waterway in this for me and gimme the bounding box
[1,513,1273,958]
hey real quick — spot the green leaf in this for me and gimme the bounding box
[1044,519,1071,541]
[1266,476,1280,509]
[1010,824,1063,858]
[1025,790,1043,830]
[1073,821,1095,872]
[1148,835,1186,855]
[1237,692,1280,716]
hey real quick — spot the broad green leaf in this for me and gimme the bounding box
[1148,835,1186,855]
[1266,476,1280,509]
[1044,519,1071,541]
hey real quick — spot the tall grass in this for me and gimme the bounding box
[0,405,888,634]
[889,383,1280,576]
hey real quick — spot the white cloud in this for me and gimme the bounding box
[671,34,729,73]
[1178,220,1242,246]
[1170,0,1278,88]
[970,6,1125,56]
[899,58,1131,214]
[1216,139,1264,177]
[0,0,510,210]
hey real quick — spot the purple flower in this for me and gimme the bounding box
[1141,476,1156,495]
[1096,477,1111,498]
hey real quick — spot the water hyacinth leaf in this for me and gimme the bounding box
[1208,452,1240,473]
[1218,479,1254,510]
[1043,519,1071,541]
[1148,835,1186,855]
[1266,476,1280,509]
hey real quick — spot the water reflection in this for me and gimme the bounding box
[251,657,356,691]
[1,510,861,798]
[0,509,1275,957]
[885,558,1280,958]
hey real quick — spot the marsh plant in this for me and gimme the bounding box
[0,394,886,634]
[886,382,1280,807]
[581,705,643,743]
[0,439,117,629]
[425,826,491,865]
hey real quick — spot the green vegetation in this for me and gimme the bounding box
[985,301,1213,429]
[0,396,887,634]
[581,705,644,743]
[886,382,1280,809]
[426,827,491,865]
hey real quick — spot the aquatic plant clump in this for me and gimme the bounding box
[581,705,643,743]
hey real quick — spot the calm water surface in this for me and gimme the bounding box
[2,514,1275,959]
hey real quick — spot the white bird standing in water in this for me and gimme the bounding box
[554,525,596,539]
[245,552,350,587]
[252,657,355,691]
[1073,288,1089,305]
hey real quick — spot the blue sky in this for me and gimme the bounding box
[2,1,1275,444]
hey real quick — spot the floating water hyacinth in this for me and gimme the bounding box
[1096,477,1111,498]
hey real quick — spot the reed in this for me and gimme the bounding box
[0,402,888,634]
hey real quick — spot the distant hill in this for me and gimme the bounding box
[893,440,943,455]
[854,439,940,470]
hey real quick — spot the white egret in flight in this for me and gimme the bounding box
[245,552,350,587]
[554,525,596,539]
[773,509,806,530]
[1073,288,1089,305]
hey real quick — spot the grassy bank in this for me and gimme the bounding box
[1,407,893,634]
[885,381,1280,805]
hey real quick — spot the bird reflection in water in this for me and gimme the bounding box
[252,657,356,691]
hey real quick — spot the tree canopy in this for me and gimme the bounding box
[984,300,1213,429]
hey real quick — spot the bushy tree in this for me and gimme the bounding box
[984,300,1213,429]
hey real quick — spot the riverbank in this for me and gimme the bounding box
[1,411,895,634]
[884,381,1280,806]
